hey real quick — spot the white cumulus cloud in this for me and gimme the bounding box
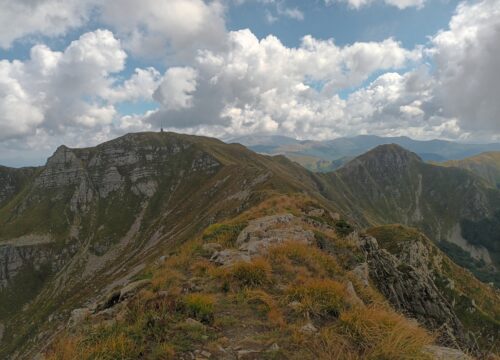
[325,0,425,10]
[143,28,420,138]
[0,29,159,141]
[0,0,93,48]
[154,67,199,111]
[430,0,500,135]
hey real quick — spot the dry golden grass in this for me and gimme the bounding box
[339,305,433,359]
[286,278,349,318]
[225,258,272,288]
[268,241,342,278]
[163,239,203,270]
[151,266,184,292]
[46,194,442,360]
[46,331,138,360]
[308,327,359,360]
[45,336,81,360]
[202,223,247,248]
[190,258,217,277]
[245,289,286,328]
[181,293,216,323]
[150,342,176,359]
[233,193,316,222]
[85,332,137,359]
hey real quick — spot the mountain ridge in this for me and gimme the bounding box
[440,151,500,189]
[315,144,500,285]
[232,134,500,172]
[0,132,498,358]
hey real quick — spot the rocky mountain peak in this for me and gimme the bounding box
[348,143,422,170]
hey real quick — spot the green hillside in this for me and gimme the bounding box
[440,152,500,189]
[315,144,500,286]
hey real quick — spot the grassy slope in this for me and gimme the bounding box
[45,195,437,360]
[440,152,500,189]
[0,166,39,207]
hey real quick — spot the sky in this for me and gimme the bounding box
[0,0,499,167]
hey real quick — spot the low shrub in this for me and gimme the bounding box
[246,289,285,327]
[228,258,272,288]
[181,293,216,323]
[286,278,348,318]
[151,268,183,292]
[268,242,342,277]
[334,219,354,237]
[202,223,246,247]
[150,343,176,360]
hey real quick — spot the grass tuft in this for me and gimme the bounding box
[181,293,216,323]
[339,305,433,359]
[227,258,272,288]
[202,223,247,247]
[286,278,349,318]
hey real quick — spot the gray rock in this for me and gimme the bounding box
[424,345,472,359]
[68,308,92,327]
[119,279,150,301]
[0,242,74,289]
[202,243,223,254]
[96,290,121,312]
[350,262,369,287]
[300,322,318,334]
[96,279,151,312]
[287,301,302,311]
[236,349,260,359]
[345,281,364,307]
[268,343,280,351]
[307,208,325,217]
[184,318,205,328]
[359,235,476,353]
[236,214,315,255]
[211,249,251,266]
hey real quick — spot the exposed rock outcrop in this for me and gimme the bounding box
[358,234,477,353]
[32,134,220,209]
[0,166,37,207]
[0,242,75,289]
[211,214,315,265]
[424,345,472,360]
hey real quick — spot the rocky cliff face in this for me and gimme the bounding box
[358,234,474,351]
[0,166,37,207]
[31,134,218,207]
[365,225,500,354]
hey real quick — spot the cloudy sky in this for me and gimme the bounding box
[0,0,499,166]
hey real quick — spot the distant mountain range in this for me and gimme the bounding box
[231,134,500,171]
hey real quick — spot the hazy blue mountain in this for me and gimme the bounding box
[231,134,500,171]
